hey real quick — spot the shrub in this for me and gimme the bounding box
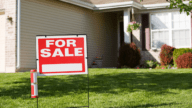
[176,52,192,68]
[159,44,175,66]
[173,48,192,66]
[118,42,141,68]
[144,60,158,68]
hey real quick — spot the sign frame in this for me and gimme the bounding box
[36,34,88,76]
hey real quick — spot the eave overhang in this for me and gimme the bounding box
[60,0,190,11]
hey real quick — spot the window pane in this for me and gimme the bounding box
[185,30,189,38]
[172,12,190,29]
[180,13,186,21]
[152,32,158,39]
[180,21,185,28]
[172,12,179,21]
[173,31,179,39]
[172,21,179,29]
[152,31,169,48]
[186,20,190,28]
[163,31,169,45]
[172,30,190,47]
[151,13,169,30]
[159,31,163,37]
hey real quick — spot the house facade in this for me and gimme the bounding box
[0,0,191,73]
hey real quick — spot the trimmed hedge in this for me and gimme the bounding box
[176,52,192,68]
[118,42,141,68]
[159,44,175,66]
[173,48,192,66]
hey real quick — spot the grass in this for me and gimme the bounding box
[1,69,192,108]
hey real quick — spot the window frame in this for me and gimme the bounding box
[149,11,191,49]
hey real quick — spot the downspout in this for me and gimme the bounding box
[16,0,21,70]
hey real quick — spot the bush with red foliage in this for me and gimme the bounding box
[159,44,175,66]
[118,42,141,68]
[176,52,192,68]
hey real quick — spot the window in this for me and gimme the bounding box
[150,12,191,49]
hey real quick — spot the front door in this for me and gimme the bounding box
[141,14,149,51]
[120,21,124,47]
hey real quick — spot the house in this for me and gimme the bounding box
[0,0,191,73]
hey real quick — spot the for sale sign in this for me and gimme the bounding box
[36,35,88,76]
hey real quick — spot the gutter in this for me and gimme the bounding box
[60,0,189,11]
[16,0,21,70]
[142,1,189,9]
[60,0,94,10]
[59,0,142,10]
[94,1,143,10]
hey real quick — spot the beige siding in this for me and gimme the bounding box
[19,0,117,71]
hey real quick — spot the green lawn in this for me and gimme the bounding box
[1,69,192,108]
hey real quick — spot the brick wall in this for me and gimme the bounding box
[0,0,16,73]
[0,0,5,9]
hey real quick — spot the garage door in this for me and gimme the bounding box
[0,14,5,72]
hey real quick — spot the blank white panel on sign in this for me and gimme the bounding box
[42,63,82,72]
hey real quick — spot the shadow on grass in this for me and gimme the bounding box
[109,102,180,108]
[1,71,192,100]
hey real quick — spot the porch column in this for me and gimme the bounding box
[123,8,131,43]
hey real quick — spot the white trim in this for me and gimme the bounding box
[123,8,131,43]
[36,60,39,74]
[148,9,181,14]
[169,13,172,46]
[151,28,170,31]
[172,28,191,31]
[135,9,180,14]
[59,0,143,10]
[16,0,21,69]
[143,1,189,10]
[190,12,192,48]
[94,1,142,10]
[149,13,151,49]
[143,3,170,9]
[59,0,189,11]
[59,0,94,9]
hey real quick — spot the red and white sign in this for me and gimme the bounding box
[30,69,38,98]
[36,35,88,76]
